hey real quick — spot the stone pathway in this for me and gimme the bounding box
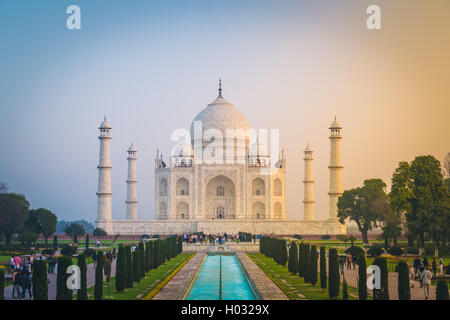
[237,252,288,300]
[153,252,205,300]
[5,258,117,300]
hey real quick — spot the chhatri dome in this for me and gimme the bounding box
[190,80,250,147]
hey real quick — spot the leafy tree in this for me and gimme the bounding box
[94,251,103,300]
[288,242,298,274]
[337,179,388,244]
[436,280,449,300]
[0,181,7,193]
[133,250,141,283]
[373,257,389,300]
[64,223,85,244]
[125,245,133,288]
[320,247,327,292]
[31,208,57,246]
[397,261,410,300]
[93,228,107,238]
[328,248,340,298]
[0,193,29,245]
[56,256,73,300]
[310,245,318,286]
[357,254,367,300]
[77,253,87,300]
[115,244,126,292]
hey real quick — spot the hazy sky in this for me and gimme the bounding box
[0,0,448,223]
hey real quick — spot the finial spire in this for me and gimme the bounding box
[218,78,222,97]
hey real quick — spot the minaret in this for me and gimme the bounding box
[96,117,113,228]
[303,143,315,221]
[328,117,343,220]
[126,143,138,220]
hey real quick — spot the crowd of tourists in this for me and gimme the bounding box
[182,233,258,245]
[409,256,445,299]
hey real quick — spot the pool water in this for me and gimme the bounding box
[186,254,256,300]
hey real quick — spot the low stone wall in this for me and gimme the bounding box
[97,219,346,235]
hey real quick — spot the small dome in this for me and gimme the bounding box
[99,117,111,129]
[249,142,268,157]
[172,140,193,157]
[330,117,341,128]
[128,143,137,153]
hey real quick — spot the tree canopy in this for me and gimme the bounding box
[0,193,30,245]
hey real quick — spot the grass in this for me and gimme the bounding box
[84,253,194,300]
[0,255,11,266]
[248,253,361,300]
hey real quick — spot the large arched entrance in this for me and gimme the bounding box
[206,175,236,219]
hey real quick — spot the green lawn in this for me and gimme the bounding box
[84,253,194,300]
[0,255,11,266]
[248,253,361,300]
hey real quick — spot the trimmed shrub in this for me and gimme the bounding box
[115,244,126,292]
[310,245,318,286]
[288,242,298,274]
[56,256,73,300]
[0,270,4,300]
[321,235,331,240]
[304,244,311,283]
[60,245,76,256]
[293,235,302,240]
[387,246,404,256]
[436,280,449,300]
[367,246,384,257]
[373,257,389,300]
[41,248,55,255]
[344,246,364,260]
[342,278,348,300]
[357,254,367,300]
[77,253,87,300]
[32,260,48,300]
[125,246,133,288]
[328,248,340,298]
[298,243,304,278]
[94,251,103,300]
[84,248,96,258]
[139,243,145,278]
[320,247,327,291]
[133,250,141,283]
[397,261,410,300]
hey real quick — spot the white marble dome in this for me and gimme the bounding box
[190,95,250,146]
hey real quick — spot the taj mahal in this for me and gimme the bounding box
[95,82,346,235]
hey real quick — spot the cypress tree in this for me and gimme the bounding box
[357,253,367,300]
[397,261,410,300]
[115,244,126,292]
[77,253,87,300]
[328,248,340,299]
[373,257,389,300]
[56,256,73,300]
[288,242,298,274]
[126,246,133,288]
[310,245,318,286]
[32,260,48,300]
[139,243,145,277]
[152,240,158,268]
[0,270,4,300]
[85,234,90,249]
[304,244,311,283]
[133,250,141,283]
[94,251,103,300]
[148,241,154,270]
[53,235,58,251]
[436,280,449,300]
[320,247,327,292]
[144,242,149,272]
[297,243,303,278]
[342,278,348,300]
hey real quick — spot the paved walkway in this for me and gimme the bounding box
[5,259,117,300]
[153,252,205,300]
[339,263,436,300]
[237,252,288,300]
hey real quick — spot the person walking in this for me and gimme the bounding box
[346,253,352,270]
[21,270,32,300]
[12,269,23,299]
[422,266,432,299]
[418,263,425,288]
[439,257,444,276]
[409,264,416,288]
[431,258,437,277]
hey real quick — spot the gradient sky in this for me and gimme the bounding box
[0,0,448,223]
